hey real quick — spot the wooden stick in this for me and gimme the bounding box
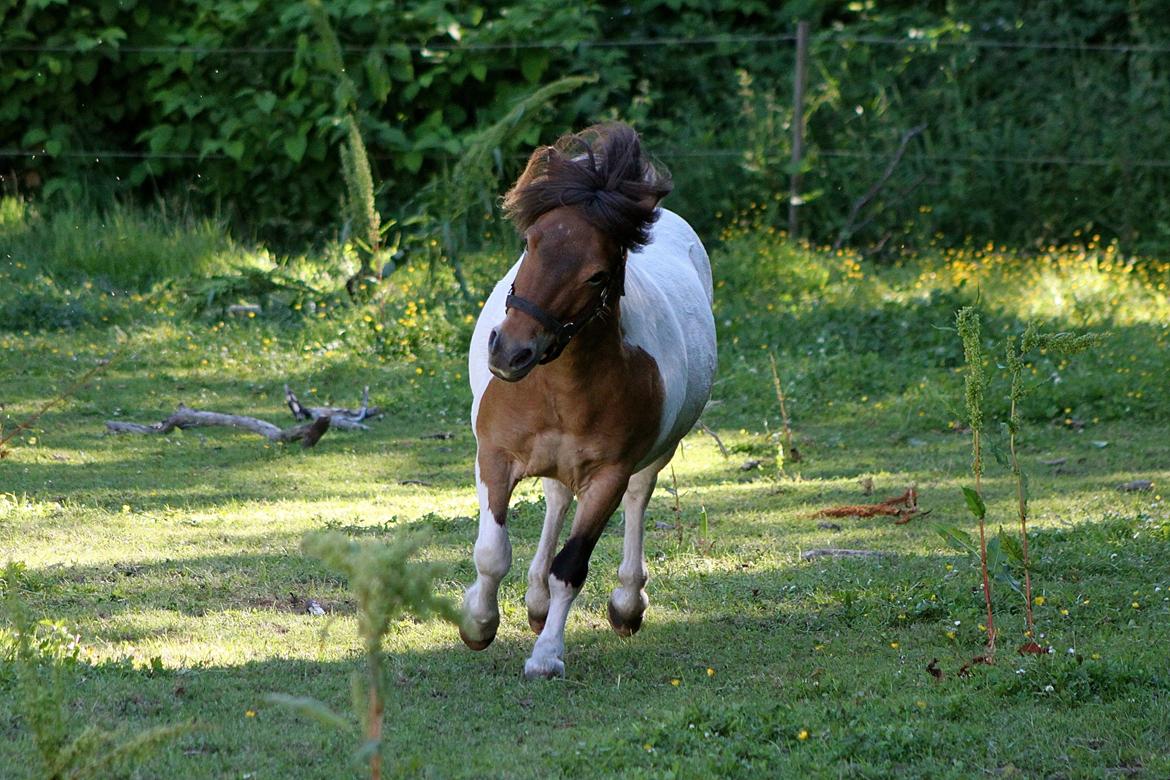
[697,420,729,459]
[1,352,121,456]
[801,548,893,561]
[788,20,810,240]
[767,350,799,463]
[107,404,331,448]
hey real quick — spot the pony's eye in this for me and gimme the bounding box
[587,272,610,287]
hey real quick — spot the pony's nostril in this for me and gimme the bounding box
[510,348,534,369]
[488,328,499,351]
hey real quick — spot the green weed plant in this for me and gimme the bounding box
[268,531,456,780]
[1,563,187,780]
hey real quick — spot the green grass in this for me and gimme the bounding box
[1,202,1169,778]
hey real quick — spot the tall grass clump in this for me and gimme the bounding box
[0,197,244,289]
[268,531,456,780]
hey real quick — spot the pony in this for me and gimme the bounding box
[460,122,717,679]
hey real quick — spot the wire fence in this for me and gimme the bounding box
[4,28,1169,167]
[5,31,1170,55]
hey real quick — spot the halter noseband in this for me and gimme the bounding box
[504,252,627,365]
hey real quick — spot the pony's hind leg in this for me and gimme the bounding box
[524,468,628,680]
[608,451,672,636]
[525,478,572,634]
[460,452,517,651]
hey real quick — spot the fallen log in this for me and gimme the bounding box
[107,404,331,448]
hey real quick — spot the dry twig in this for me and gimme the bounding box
[801,548,894,561]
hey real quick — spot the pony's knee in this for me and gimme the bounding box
[474,534,512,581]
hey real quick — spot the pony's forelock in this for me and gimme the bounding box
[502,123,672,253]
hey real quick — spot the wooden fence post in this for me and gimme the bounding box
[788,20,809,241]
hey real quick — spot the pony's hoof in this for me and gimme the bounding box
[523,655,565,680]
[459,624,496,651]
[607,599,644,637]
[459,626,495,651]
[527,611,547,635]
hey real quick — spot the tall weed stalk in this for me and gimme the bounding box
[956,306,996,657]
[269,531,456,780]
[1006,325,1100,642]
[308,0,382,281]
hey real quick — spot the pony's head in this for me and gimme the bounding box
[487,123,672,382]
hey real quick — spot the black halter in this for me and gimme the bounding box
[505,252,627,365]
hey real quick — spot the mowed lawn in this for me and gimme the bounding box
[2,218,1169,777]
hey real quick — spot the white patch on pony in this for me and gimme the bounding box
[619,209,717,470]
[524,574,577,680]
[469,257,523,427]
[461,464,512,643]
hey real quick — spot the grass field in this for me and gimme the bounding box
[2,200,1169,778]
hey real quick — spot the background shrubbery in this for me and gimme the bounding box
[4,0,1170,253]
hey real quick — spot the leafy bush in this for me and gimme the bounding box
[5,1,1170,251]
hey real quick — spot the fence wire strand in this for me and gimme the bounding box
[4,31,1170,56]
[5,29,1170,171]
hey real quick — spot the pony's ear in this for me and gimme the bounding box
[635,174,673,214]
[636,189,668,213]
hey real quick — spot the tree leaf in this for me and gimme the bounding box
[935,524,975,555]
[284,133,308,163]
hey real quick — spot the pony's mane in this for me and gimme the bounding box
[502,123,672,252]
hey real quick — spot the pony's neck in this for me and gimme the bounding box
[545,299,624,381]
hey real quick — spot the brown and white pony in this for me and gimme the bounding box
[460,123,717,679]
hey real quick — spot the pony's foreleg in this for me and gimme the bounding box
[524,469,628,680]
[460,452,517,651]
[608,452,672,636]
[525,478,572,634]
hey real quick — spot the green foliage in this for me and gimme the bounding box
[7,1,1170,252]
[960,486,986,520]
[2,563,186,780]
[301,530,456,655]
[269,531,457,777]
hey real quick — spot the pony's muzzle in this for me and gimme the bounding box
[488,327,541,382]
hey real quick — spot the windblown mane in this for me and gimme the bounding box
[502,123,672,252]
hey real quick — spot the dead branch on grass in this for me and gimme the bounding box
[284,384,380,431]
[107,405,332,448]
[811,487,929,524]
